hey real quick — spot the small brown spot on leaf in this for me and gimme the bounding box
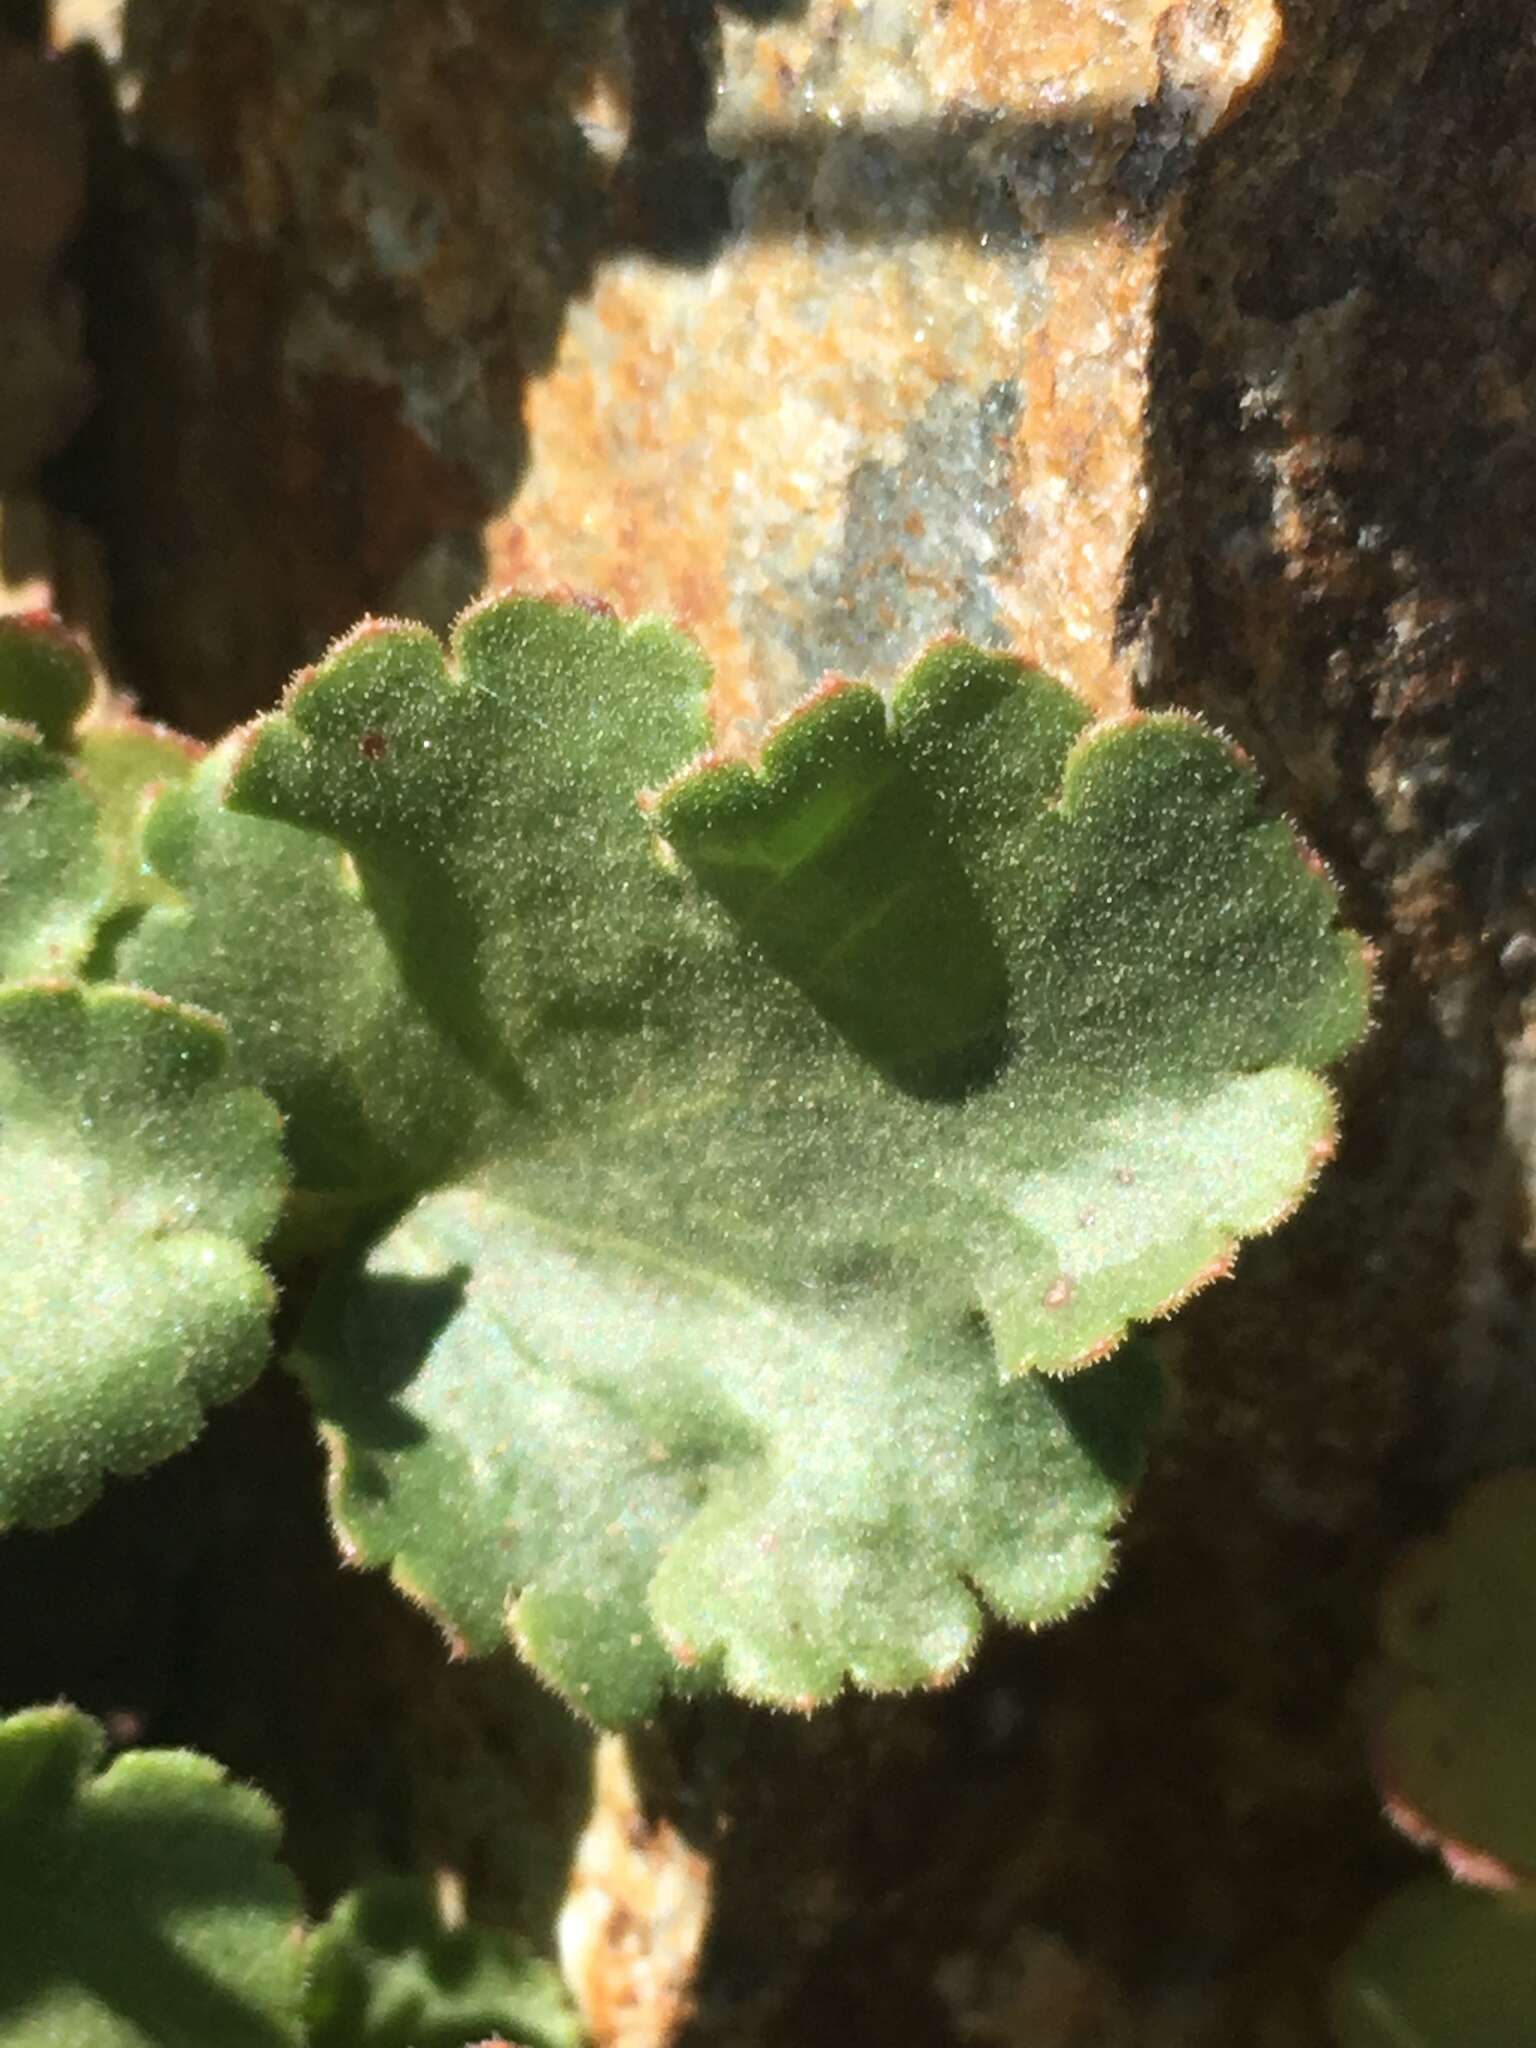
[360,729,388,760]
[1043,1275,1075,1310]
[1114,1166,1135,1185]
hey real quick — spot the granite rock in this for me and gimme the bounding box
[498,0,1280,728]
[91,0,1283,733]
[92,0,617,727]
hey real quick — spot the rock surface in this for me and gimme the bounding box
[87,0,617,728]
[499,0,1279,728]
[88,0,1288,733]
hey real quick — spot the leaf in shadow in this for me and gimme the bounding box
[0,1707,305,2048]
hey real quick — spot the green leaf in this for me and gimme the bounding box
[303,1878,579,2048]
[0,615,199,980]
[120,603,712,1213]
[299,1222,1162,1720]
[0,613,94,747]
[0,1706,305,2048]
[1330,1877,1536,2048]
[0,982,285,1527]
[0,722,108,980]
[217,597,1364,1717]
[1374,1470,1536,1884]
[652,652,1365,1371]
[119,744,504,1206]
[76,717,200,919]
[228,609,714,1094]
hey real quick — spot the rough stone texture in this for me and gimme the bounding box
[83,0,1285,734]
[1130,0,1536,1493]
[497,0,1279,729]
[86,0,618,730]
[13,1,1536,2044]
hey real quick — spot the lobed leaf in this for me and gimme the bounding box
[76,717,200,924]
[0,721,108,980]
[0,1706,305,2048]
[303,1877,579,2048]
[0,614,198,979]
[122,603,713,1213]
[188,595,1367,1717]
[0,982,285,1527]
[653,648,1365,1371]
[120,745,507,1207]
[299,1211,1161,1720]
[230,605,715,1111]
[1374,1469,1536,1885]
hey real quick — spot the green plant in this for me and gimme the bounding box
[1331,1471,1536,2046]
[0,1705,577,2048]
[1331,1878,1536,2048]
[0,1704,305,2048]
[1,592,1367,2038]
[304,1875,578,2048]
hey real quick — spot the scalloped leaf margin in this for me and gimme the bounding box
[0,982,285,1528]
[0,1705,306,2048]
[198,597,1374,1721]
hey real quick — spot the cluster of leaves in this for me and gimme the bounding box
[1,594,1368,1723]
[0,1704,577,2048]
[1331,1471,1536,2047]
[0,589,1372,2041]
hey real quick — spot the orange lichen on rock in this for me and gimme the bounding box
[932,0,1166,105]
[1001,226,1162,712]
[494,0,1285,736]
